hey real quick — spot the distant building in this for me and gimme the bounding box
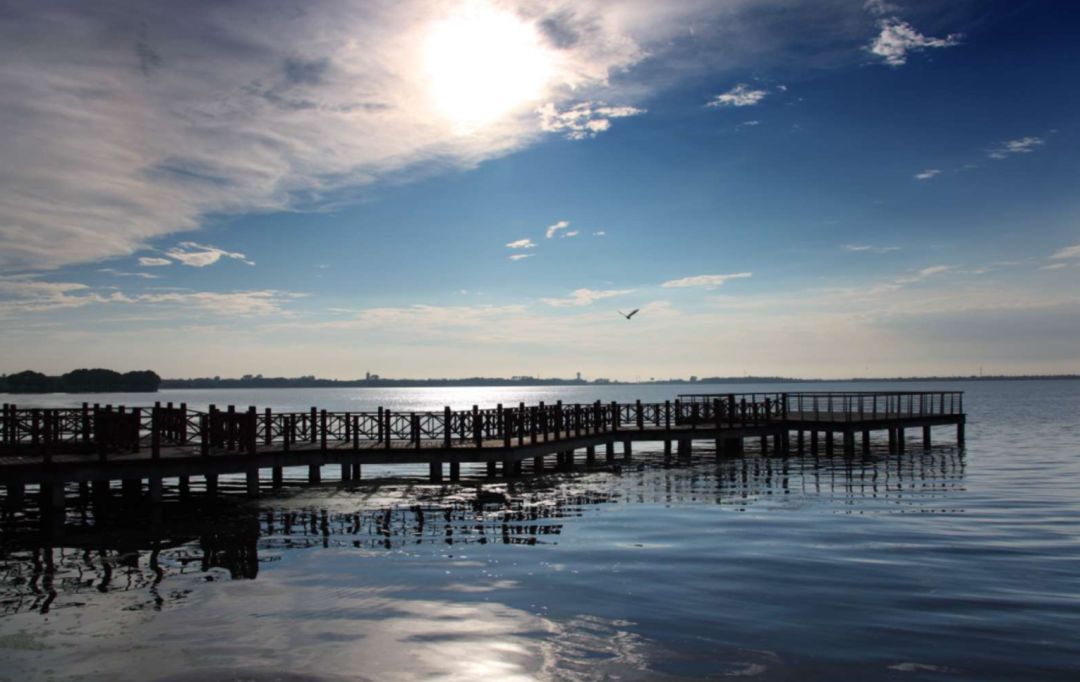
[690,375,699,383]
[576,372,582,381]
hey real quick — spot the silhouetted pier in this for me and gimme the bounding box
[1,391,964,515]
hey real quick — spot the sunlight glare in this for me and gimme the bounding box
[423,5,554,131]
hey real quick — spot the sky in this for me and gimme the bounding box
[0,0,1078,380]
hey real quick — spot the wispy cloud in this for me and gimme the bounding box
[508,253,534,261]
[987,136,1045,159]
[562,230,579,238]
[505,238,536,249]
[138,257,172,267]
[1050,244,1080,260]
[540,288,634,307]
[868,18,961,66]
[707,84,767,108]
[538,102,645,140]
[546,220,571,239]
[843,244,900,254]
[661,272,752,289]
[98,268,159,279]
[165,242,255,268]
[915,169,941,180]
[593,231,607,237]
[864,0,900,16]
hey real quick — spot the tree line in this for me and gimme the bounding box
[0,369,161,393]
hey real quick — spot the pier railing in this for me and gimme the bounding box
[3,395,786,459]
[0,391,965,460]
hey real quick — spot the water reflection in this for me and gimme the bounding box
[1,449,963,619]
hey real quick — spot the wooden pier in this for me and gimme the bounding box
[1,391,964,513]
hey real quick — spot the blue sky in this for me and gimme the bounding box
[1,0,1078,379]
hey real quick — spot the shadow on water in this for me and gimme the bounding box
[0,446,964,619]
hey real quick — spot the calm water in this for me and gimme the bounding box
[2,381,1079,680]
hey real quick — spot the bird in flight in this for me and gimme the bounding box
[618,309,640,320]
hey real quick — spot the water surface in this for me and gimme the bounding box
[2,381,1079,680]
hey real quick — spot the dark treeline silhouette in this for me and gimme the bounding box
[0,368,160,394]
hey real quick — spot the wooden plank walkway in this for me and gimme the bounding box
[1,392,965,509]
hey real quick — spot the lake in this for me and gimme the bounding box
[2,380,1079,680]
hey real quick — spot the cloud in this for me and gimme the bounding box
[136,290,302,316]
[0,0,686,270]
[165,242,254,267]
[98,268,159,279]
[737,120,760,128]
[508,253,534,261]
[661,272,752,289]
[843,244,900,254]
[545,220,571,239]
[1050,244,1080,260]
[537,101,645,140]
[540,288,634,307]
[1040,262,1071,271]
[707,84,767,107]
[562,230,579,238]
[864,0,899,17]
[138,257,172,267]
[593,231,606,237]
[869,18,961,66]
[987,136,1045,159]
[915,169,941,180]
[505,238,536,249]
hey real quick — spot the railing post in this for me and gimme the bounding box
[473,405,482,448]
[352,415,360,450]
[611,401,619,432]
[539,401,547,442]
[151,405,161,459]
[763,398,771,423]
[444,406,453,449]
[664,400,671,431]
[384,409,393,450]
[530,406,538,444]
[377,406,384,444]
[635,400,643,430]
[130,407,141,453]
[320,410,328,451]
[200,414,210,457]
[264,408,273,446]
[518,402,526,445]
[248,406,257,454]
[555,401,563,440]
[503,408,512,448]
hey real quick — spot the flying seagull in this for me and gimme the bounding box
[618,309,640,320]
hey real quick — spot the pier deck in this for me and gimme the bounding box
[2,392,964,509]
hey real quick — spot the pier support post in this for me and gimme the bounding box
[678,439,691,460]
[605,441,615,462]
[502,457,515,478]
[773,433,782,453]
[923,425,932,450]
[122,478,141,502]
[957,421,965,447]
[760,435,769,455]
[843,431,855,457]
[245,469,258,497]
[5,484,24,508]
[149,476,163,503]
[664,440,672,462]
[586,445,596,465]
[352,463,362,480]
[797,430,805,453]
[623,438,632,461]
[811,431,819,455]
[340,463,351,482]
[487,461,497,477]
[205,474,218,496]
[533,456,544,473]
[449,462,460,481]
[429,462,443,483]
[824,432,834,456]
[41,482,65,512]
[862,431,871,455]
[888,428,897,452]
[92,480,110,501]
[272,467,283,489]
[897,428,906,454]
[308,464,321,485]
[179,476,190,498]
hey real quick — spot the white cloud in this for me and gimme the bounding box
[508,253,533,261]
[545,220,571,239]
[707,84,767,108]
[864,0,899,17]
[138,257,172,267]
[537,102,645,140]
[869,18,961,66]
[843,244,900,254]
[98,268,159,279]
[1050,244,1080,260]
[136,290,301,316]
[505,238,536,249]
[661,272,752,289]
[540,288,634,307]
[737,120,760,128]
[1040,262,1070,271]
[593,231,606,237]
[915,169,941,180]
[562,230,580,238]
[987,136,1045,159]
[165,242,254,268]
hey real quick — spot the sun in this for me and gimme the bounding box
[423,5,555,131]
